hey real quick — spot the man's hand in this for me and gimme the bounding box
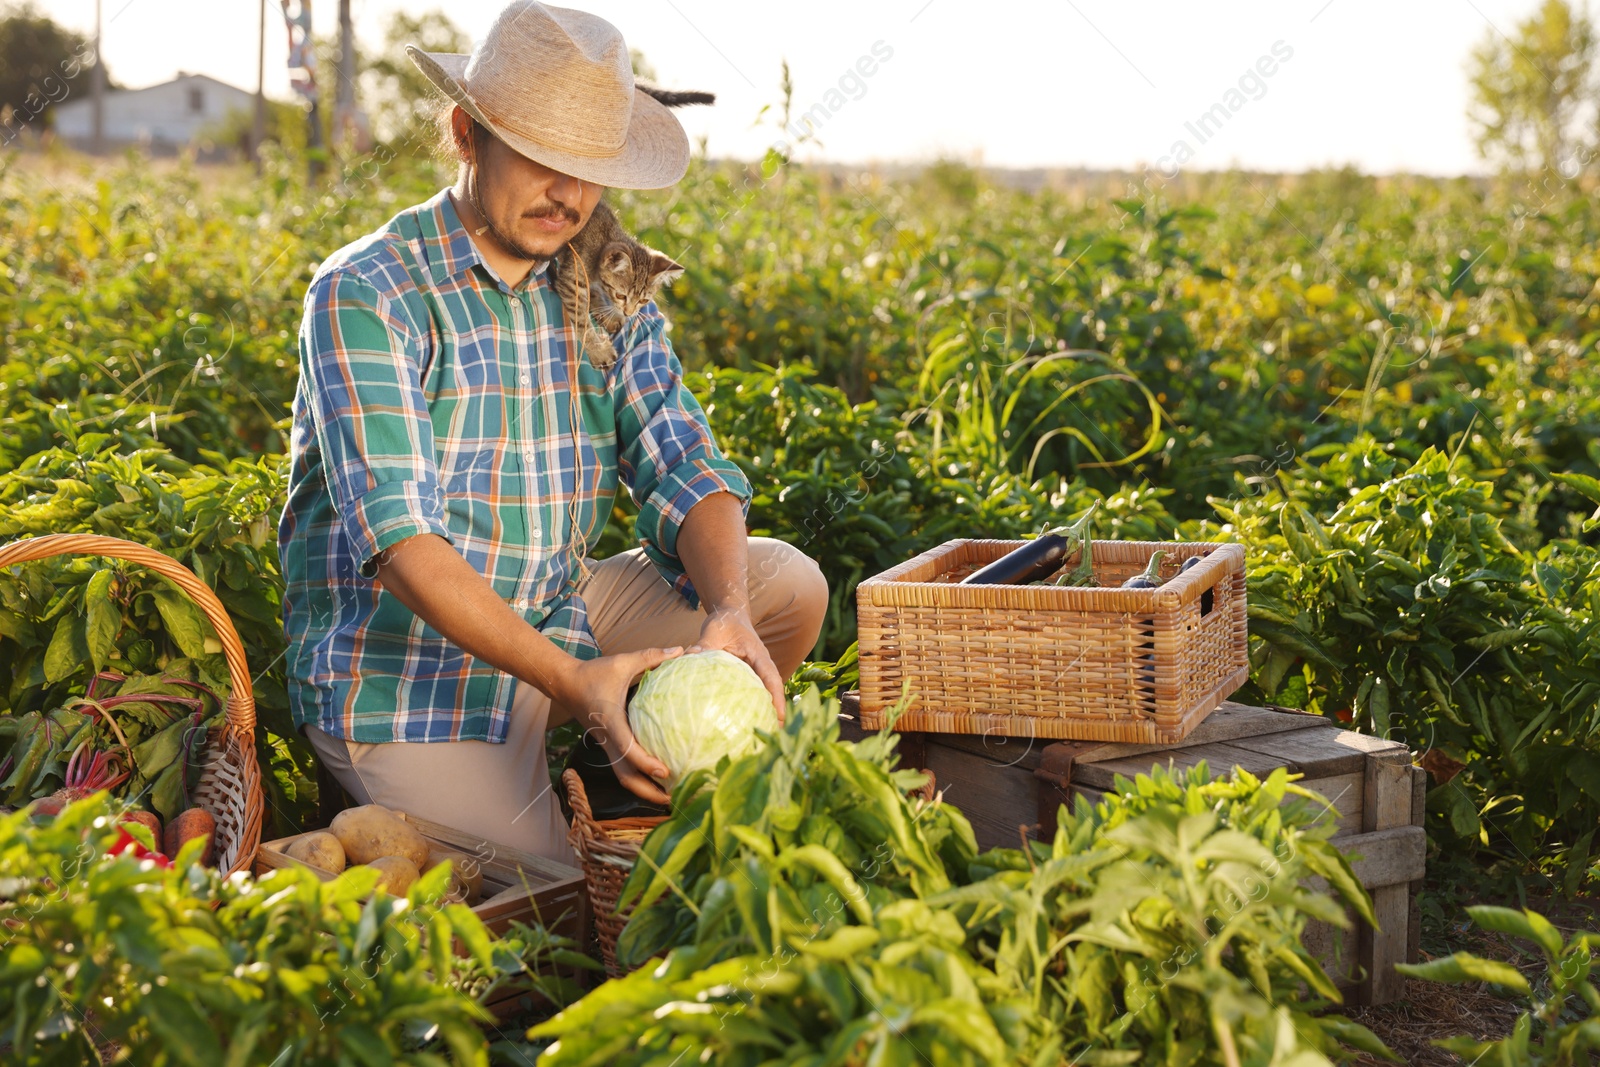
[689,607,786,720]
[555,646,684,805]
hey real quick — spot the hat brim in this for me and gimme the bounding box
[407,46,690,190]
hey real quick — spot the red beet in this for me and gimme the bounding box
[31,743,132,818]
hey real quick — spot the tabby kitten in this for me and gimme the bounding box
[554,200,684,370]
[554,84,708,370]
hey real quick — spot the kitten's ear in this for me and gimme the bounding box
[647,249,685,285]
[602,248,632,275]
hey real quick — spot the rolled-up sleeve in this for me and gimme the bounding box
[615,303,751,596]
[301,269,452,578]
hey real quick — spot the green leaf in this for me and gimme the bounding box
[151,586,212,659]
[84,569,119,673]
[43,614,88,683]
[1318,1016,1399,1060]
[1566,754,1600,805]
[1466,906,1564,958]
[150,758,188,821]
[1395,952,1531,993]
[337,1023,395,1067]
[143,986,225,1065]
[131,716,196,782]
[797,924,880,961]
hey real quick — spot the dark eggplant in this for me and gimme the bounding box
[1121,550,1167,590]
[961,533,1074,585]
[1179,553,1215,614]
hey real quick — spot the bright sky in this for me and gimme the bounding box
[49,0,1552,176]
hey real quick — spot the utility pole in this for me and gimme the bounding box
[90,0,104,153]
[335,0,354,155]
[253,0,266,170]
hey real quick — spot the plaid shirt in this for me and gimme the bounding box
[279,189,751,744]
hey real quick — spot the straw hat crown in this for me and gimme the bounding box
[407,1,689,189]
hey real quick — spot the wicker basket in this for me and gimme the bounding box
[0,534,265,877]
[561,768,666,978]
[856,539,1249,744]
[563,762,940,978]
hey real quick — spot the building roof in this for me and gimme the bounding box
[54,72,254,116]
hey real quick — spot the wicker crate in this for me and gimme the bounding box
[856,539,1249,743]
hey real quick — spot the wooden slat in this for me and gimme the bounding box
[844,698,1329,772]
[1227,729,1366,778]
[1071,741,1288,790]
[1303,913,1359,989]
[1361,886,1412,1005]
[1297,771,1365,837]
[1338,826,1427,888]
[1363,751,1414,834]
[922,741,1048,851]
[1060,702,1330,767]
[1356,750,1415,1004]
[1409,765,1427,965]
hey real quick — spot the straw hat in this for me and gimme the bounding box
[406,1,689,189]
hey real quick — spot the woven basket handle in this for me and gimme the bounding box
[0,534,256,737]
[561,768,600,844]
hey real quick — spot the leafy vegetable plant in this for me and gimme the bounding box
[0,791,564,1065]
[1398,905,1600,1066]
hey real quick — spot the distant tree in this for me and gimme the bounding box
[0,2,113,131]
[360,10,469,149]
[1467,0,1598,174]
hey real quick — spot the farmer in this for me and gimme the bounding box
[278,0,827,864]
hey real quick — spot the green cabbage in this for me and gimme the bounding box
[627,650,778,789]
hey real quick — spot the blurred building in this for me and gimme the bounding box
[53,72,252,153]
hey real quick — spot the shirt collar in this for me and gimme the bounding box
[421,188,551,293]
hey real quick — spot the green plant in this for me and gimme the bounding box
[0,793,505,1064]
[613,687,976,971]
[1200,441,1600,872]
[0,442,313,834]
[546,693,1389,1065]
[940,763,1394,1065]
[531,901,1048,1066]
[1398,905,1600,1065]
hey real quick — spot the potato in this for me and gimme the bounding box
[424,853,486,904]
[284,831,346,874]
[366,855,419,896]
[329,805,430,869]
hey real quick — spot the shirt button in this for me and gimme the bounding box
[520,373,530,385]
[523,448,534,459]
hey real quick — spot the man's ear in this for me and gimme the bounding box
[647,249,685,284]
[452,106,477,163]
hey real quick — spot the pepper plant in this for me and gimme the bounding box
[0,793,551,1065]
[1200,441,1600,872]
[1398,905,1600,1066]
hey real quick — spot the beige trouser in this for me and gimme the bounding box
[304,537,828,866]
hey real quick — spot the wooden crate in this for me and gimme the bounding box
[840,695,1425,1006]
[855,539,1249,743]
[257,812,587,937]
[256,811,589,1017]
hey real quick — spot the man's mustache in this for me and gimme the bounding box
[525,204,580,223]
